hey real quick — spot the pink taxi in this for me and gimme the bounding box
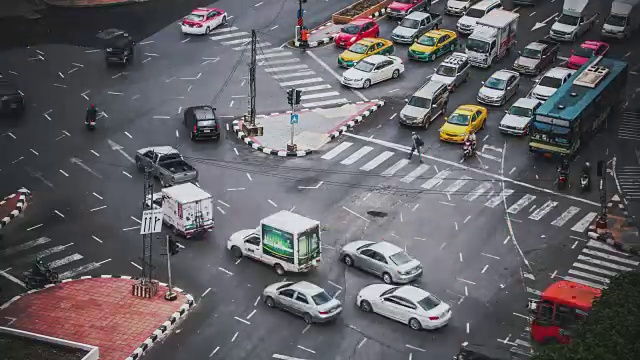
[181,8,228,35]
[567,40,609,69]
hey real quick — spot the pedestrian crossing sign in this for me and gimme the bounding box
[290,114,299,124]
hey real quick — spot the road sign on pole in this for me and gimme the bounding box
[290,113,299,124]
[141,209,163,234]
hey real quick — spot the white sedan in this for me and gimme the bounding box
[181,7,228,35]
[356,284,452,330]
[341,55,404,89]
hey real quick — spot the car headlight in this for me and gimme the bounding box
[350,37,357,42]
[462,132,468,137]
[439,129,445,133]
[106,48,112,51]
[399,269,411,275]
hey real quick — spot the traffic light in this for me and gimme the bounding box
[287,88,294,105]
[597,160,604,177]
[294,89,302,105]
[168,237,180,255]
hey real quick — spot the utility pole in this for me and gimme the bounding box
[595,160,608,232]
[249,29,257,126]
[287,88,302,152]
[132,166,158,298]
[297,0,308,48]
[164,234,179,301]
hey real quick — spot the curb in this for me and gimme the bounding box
[231,100,385,157]
[587,232,640,256]
[0,188,30,230]
[369,8,389,19]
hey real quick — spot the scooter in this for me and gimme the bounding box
[557,169,569,190]
[580,173,590,192]
[462,140,475,159]
[86,120,96,131]
[22,261,59,289]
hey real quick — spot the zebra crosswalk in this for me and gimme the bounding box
[617,111,640,142]
[320,141,599,231]
[208,26,350,108]
[616,166,640,200]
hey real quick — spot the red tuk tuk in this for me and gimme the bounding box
[529,280,601,344]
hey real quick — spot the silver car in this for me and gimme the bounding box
[262,281,342,324]
[499,97,541,136]
[477,69,520,106]
[340,240,423,284]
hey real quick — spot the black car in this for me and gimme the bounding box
[183,105,220,140]
[101,30,135,66]
[0,78,25,115]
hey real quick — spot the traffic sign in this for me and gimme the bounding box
[141,209,163,234]
[290,114,299,124]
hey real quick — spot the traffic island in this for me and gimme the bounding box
[0,188,30,230]
[232,100,384,157]
[587,194,640,255]
[0,276,194,360]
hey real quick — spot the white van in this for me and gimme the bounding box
[456,0,501,35]
[227,211,321,275]
[161,183,214,238]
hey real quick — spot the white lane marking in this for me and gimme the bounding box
[444,175,471,195]
[265,64,308,72]
[247,309,257,319]
[93,192,103,200]
[221,38,252,45]
[268,199,278,207]
[401,164,430,183]
[131,216,141,224]
[481,265,489,274]
[572,262,618,277]
[209,26,238,34]
[507,194,536,214]
[125,131,133,138]
[26,224,43,231]
[582,249,639,266]
[234,316,250,325]
[233,42,272,50]
[209,347,220,357]
[90,150,100,157]
[210,32,249,40]
[421,170,450,190]
[131,261,142,269]
[340,146,373,165]
[59,169,69,177]
[217,206,226,215]
[218,200,230,208]
[307,50,368,101]
[54,210,65,218]
[255,1,263,6]
[571,212,598,232]
[297,346,315,354]
[7,132,16,139]
[551,206,581,226]
[342,206,369,222]
[457,277,475,285]
[90,205,107,212]
[357,338,367,348]
[439,201,455,206]
[529,200,558,220]
[231,331,238,342]
[485,189,514,208]
[246,173,253,181]
[227,188,245,191]
[279,77,323,86]
[412,204,420,212]
[92,236,103,243]
[464,182,491,201]
[0,270,26,288]
[405,344,425,352]
[219,267,234,275]
[459,253,463,262]
[122,171,133,178]
[321,142,353,160]
[381,159,410,176]
[302,98,349,108]
[587,239,630,255]
[328,280,342,289]
[122,226,139,231]
[272,355,309,360]
[255,296,261,306]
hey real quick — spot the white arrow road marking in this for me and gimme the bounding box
[71,158,102,178]
[107,139,136,164]
[532,12,558,31]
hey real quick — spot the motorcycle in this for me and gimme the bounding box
[580,173,590,192]
[86,120,96,131]
[462,140,475,159]
[557,169,569,190]
[22,260,59,289]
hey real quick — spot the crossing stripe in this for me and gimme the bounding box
[443,175,471,195]
[264,65,308,72]
[48,254,83,269]
[563,276,605,289]
[233,42,271,50]
[340,146,373,165]
[59,262,102,280]
[485,189,513,208]
[221,38,252,45]
[381,159,409,177]
[421,170,450,190]
[463,182,491,201]
[582,249,640,266]
[551,206,580,226]
[259,48,290,54]
[587,239,630,255]
[302,98,349,108]
[577,255,634,272]
[360,151,394,171]
[208,26,238,34]
[507,194,536,214]
[572,262,618,277]
[279,78,324,86]
[401,164,430,183]
[2,237,51,256]
[529,200,558,220]
[209,32,249,40]
[271,71,316,79]
[568,269,610,284]
[18,244,73,263]
[571,212,598,232]
[256,52,293,59]
[296,84,332,92]
[300,91,341,100]
[321,142,352,160]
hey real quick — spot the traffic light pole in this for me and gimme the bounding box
[290,95,296,149]
[164,234,177,301]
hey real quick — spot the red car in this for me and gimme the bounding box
[567,40,609,69]
[387,0,431,18]
[334,19,380,48]
[181,7,228,35]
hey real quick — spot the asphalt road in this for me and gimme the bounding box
[1,0,639,359]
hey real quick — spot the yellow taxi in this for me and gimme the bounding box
[408,29,457,62]
[439,105,487,143]
[338,38,394,68]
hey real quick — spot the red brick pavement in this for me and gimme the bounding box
[0,278,187,360]
[0,193,20,221]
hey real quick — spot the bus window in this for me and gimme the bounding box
[537,302,555,325]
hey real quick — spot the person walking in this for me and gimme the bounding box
[408,132,424,163]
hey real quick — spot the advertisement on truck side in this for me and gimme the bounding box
[262,224,295,264]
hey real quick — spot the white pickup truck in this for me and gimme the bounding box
[549,0,598,41]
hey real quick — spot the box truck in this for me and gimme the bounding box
[465,9,519,67]
[161,183,214,238]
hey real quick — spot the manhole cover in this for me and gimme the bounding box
[366,211,387,218]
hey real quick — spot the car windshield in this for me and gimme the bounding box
[465,8,484,18]
[407,96,431,109]
[436,65,457,77]
[447,113,470,126]
[348,43,369,54]
[417,294,442,311]
[389,251,414,266]
[606,14,627,27]
[521,47,541,59]
[466,38,489,53]
[485,77,506,90]
[573,46,594,58]
[509,106,532,117]
[342,24,360,34]
[186,14,205,21]
[381,286,399,296]
[311,291,333,305]
[400,18,420,29]
[354,60,375,72]
[197,120,216,127]
[417,35,437,46]
[539,75,562,89]
[557,14,579,26]
[194,109,215,120]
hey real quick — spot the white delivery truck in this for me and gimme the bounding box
[465,9,519,68]
[549,0,597,41]
[160,182,214,238]
[227,210,321,275]
[601,0,639,39]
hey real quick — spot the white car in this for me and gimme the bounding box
[341,55,404,89]
[181,7,228,35]
[477,69,520,106]
[529,67,576,101]
[499,97,542,136]
[356,284,452,330]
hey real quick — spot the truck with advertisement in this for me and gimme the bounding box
[227,211,321,275]
[601,0,639,39]
[549,0,598,41]
[465,9,519,68]
[528,56,628,158]
[159,182,214,238]
[527,280,601,345]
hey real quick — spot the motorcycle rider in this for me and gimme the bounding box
[31,259,48,277]
[464,130,477,154]
[85,104,97,125]
[559,159,570,176]
[581,161,591,176]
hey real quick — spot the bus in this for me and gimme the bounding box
[528,56,628,157]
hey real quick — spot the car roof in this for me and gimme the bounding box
[362,54,388,63]
[192,7,220,13]
[188,105,216,119]
[356,38,378,45]
[405,11,430,20]
[415,80,446,97]
[426,29,456,38]
[527,42,546,51]
[491,69,517,80]
[370,241,403,256]
[291,281,324,294]
[545,67,575,78]
[512,97,541,109]
[395,285,429,301]
[581,40,604,49]
[139,146,177,155]
[349,18,373,25]
[455,105,482,114]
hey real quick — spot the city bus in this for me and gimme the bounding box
[528,56,628,157]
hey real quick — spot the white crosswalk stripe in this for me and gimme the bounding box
[571,212,598,232]
[463,182,492,201]
[208,26,239,34]
[577,255,634,272]
[381,159,409,177]
[321,142,352,160]
[19,244,73,263]
[259,48,290,54]
[485,189,514,208]
[582,248,640,266]
[256,52,293,59]
[507,194,536,214]
[551,206,581,226]
[565,239,640,289]
[563,276,606,289]
[221,38,252,45]
[233,42,271,50]
[48,253,83,269]
[271,71,316,79]
[209,32,249,40]
[572,262,618,277]
[444,175,471,195]
[529,200,558,220]
[264,65,308,72]
[421,170,450,190]
[340,146,373,165]
[2,237,51,255]
[279,78,324,86]
[300,92,341,100]
[302,98,349,108]
[360,151,394,171]
[296,84,332,92]
[568,269,610,284]
[401,164,430,183]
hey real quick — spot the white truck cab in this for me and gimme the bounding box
[227,211,321,275]
[549,0,597,41]
[161,183,214,238]
[601,0,638,39]
[465,9,519,68]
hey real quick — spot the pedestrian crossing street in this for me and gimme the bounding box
[0,237,110,285]
[616,166,640,200]
[322,141,599,232]
[618,111,640,141]
[208,26,350,108]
